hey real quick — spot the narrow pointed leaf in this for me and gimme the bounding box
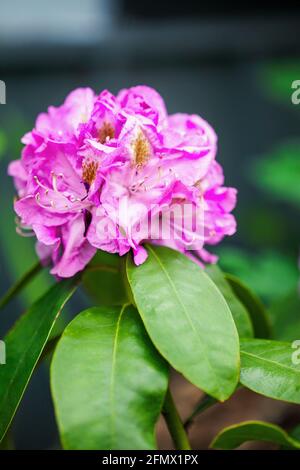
[127,245,240,401]
[225,273,272,338]
[211,420,300,449]
[206,265,253,338]
[51,305,168,450]
[0,261,43,311]
[0,278,78,441]
[240,338,300,403]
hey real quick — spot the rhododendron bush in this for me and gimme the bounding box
[1,86,300,451]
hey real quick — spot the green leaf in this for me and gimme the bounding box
[0,261,43,311]
[126,245,240,401]
[211,420,300,449]
[1,177,52,308]
[82,251,127,306]
[290,424,300,441]
[184,394,217,430]
[0,130,7,160]
[51,304,168,450]
[252,143,300,208]
[260,60,300,104]
[206,265,253,338]
[0,278,78,441]
[225,274,272,338]
[240,338,300,404]
[269,288,300,341]
[0,430,14,450]
[219,247,298,304]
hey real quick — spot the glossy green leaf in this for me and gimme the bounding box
[0,278,78,441]
[206,265,253,338]
[269,288,300,341]
[240,338,300,403]
[51,305,168,450]
[82,251,126,306]
[127,245,240,401]
[211,420,300,449]
[225,274,272,338]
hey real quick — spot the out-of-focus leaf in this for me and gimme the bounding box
[0,178,52,308]
[260,61,300,104]
[206,265,254,338]
[239,205,287,247]
[290,425,300,441]
[0,278,78,442]
[252,143,300,208]
[184,394,217,430]
[51,305,168,450]
[0,261,42,311]
[269,287,300,341]
[240,338,300,404]
[1,110,28,160]
[0,430,14,450]
[219,247,298,304]
[127,245,240,401]
[225,273,272,339]
[82,251,126,306]
[0,130,7,160]
[211,420,300,449]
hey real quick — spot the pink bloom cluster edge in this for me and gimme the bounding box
[8,85,237,278]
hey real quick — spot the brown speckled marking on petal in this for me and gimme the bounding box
[82,160,99,186]
[132,131,151,168]
[98,121,115,144]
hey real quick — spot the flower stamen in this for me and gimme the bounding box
[98,121,115,144]
[132,131,151,168]
[82,160,99,186]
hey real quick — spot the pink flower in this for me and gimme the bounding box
[8,85,237,277]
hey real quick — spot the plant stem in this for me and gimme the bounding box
[0,261,43,310]
[184,394,217,430]
[162,388,191,450]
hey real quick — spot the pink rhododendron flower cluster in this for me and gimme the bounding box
[8,86,237,278]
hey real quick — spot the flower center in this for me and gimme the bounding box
[82,160,99,186]
[132,131,151,168]
[98,121,115,144]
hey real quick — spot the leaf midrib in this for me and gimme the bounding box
[147,245,222,395]
[241,349,300,376]
[109,304,128,448]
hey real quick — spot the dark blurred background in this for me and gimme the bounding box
[0,0,300,449]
